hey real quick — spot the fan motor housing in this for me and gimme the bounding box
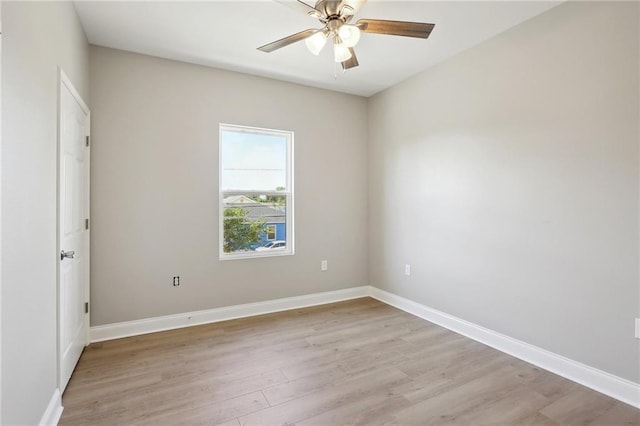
[315,0,343,19]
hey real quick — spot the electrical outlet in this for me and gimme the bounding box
[173,276,180,287]
[321,260,328,271]
[405,264,411,276]
[635,318,640,339]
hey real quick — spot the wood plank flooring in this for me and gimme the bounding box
[59,298,639,425]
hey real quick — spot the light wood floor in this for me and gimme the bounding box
[60,298,639,425]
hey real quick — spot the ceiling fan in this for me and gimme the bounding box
[258,0,435,70]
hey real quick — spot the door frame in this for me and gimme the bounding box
[57,68,90,391]
[0,3,3,420]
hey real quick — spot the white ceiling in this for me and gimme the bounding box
[74,0,561,97]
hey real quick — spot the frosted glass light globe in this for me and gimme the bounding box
[305,31,328,55]
[338,24,361,48]
[334,42,352,62]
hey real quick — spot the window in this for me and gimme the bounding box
[219,124,294,259]
[266,225,276,241]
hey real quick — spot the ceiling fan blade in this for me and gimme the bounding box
[258,29,320,53]
[356,19,435,39]
[274,0,323,18]
[341,48,359,70]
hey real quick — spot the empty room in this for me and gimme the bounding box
[1,0,639,424]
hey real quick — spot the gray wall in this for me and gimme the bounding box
[1,1,89,424]
[89,46,369,326]
[368,1,639,383]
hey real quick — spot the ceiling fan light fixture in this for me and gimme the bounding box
[338,24,361,48]
[333,39,352,62]
[305,30,328,55]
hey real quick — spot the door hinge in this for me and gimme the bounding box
[85,218,89,230]
[85,302,89,314]
[86,135,90,147]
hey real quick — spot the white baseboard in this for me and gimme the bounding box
[369,286,640,409]
[90,286,369,343]
[39,388,63,426]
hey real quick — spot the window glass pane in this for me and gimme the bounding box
[221,130,287,191]
[222,193,287,254]
[219,124,293,259]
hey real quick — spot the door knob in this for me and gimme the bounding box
[60,250,75,260]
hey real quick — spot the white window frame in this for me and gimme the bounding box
[219,123,294,260]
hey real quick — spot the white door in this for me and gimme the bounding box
[58,70,90,392]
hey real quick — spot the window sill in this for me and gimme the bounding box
[219,249,294,261]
